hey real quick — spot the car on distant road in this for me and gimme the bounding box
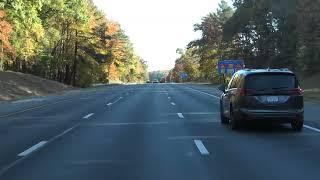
[160,78,166,83]
[152,79,159,83]
[218,68,304,131]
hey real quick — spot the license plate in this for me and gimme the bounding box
[267,96,279,103]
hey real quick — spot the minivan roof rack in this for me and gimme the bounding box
[240,68,292,73]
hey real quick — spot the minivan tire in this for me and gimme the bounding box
[230,109,240,130]
[220,102,229,124]
[291,119,303,131]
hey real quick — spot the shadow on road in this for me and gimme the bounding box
[224,122,299,134]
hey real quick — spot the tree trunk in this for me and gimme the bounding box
[16,58,21,72]
[21,59,27,73]
[0,40,3,71]
[57,70,61,82]
[72,29,78,86]
[64,64,70,84]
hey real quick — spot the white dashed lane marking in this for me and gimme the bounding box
[107,97,123,106]
[83,113,94,119]
[182,112,218,115]
[112,97,123,104]
[18,141,47,157]
[177,113,184,118]
[194,140,210,155]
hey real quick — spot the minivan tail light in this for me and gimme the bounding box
[289,88,303,95]
[240,88,256,96]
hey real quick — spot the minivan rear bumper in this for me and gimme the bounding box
[238,109,304,122]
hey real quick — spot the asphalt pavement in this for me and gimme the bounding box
[0,83,320,180]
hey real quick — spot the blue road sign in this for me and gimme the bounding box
[218,60,245,75]
[180,73,188,79]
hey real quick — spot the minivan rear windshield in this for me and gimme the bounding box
[245,73,297,90]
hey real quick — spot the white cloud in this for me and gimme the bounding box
[93,0,232,71]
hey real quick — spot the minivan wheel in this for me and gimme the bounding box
[291,119,303,131]
[220,102,229,124]
[230,109,240,130]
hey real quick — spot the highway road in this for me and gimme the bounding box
[0,83,320,180]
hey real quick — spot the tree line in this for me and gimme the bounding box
[171,0,320,83]
[149,70,169,82]
[0,0,148,87]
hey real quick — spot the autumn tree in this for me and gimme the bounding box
[4,0,45,72]
[187,0,234,81]
[172,48,200,82]
[177,0,320,83]
[0,10,13,70]
[1,0,148,87]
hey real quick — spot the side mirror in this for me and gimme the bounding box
[218,84,226,92]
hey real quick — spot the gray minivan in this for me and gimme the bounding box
[219,69,304,131]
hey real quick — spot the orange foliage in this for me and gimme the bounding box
[105,20,120,36]
[0,10,13,58]
[88,14,97,31]
[108,62,119,81]
[105,20,125,65]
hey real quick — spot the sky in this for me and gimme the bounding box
[93,0,232,71]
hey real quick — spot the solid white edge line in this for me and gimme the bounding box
[194,140,210,155]
[177,113,184,118]
[18,141,47,157]
[83,113,94,119]
[185,87,220,99]
[303,125,320,133]
[171,102,176,106]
